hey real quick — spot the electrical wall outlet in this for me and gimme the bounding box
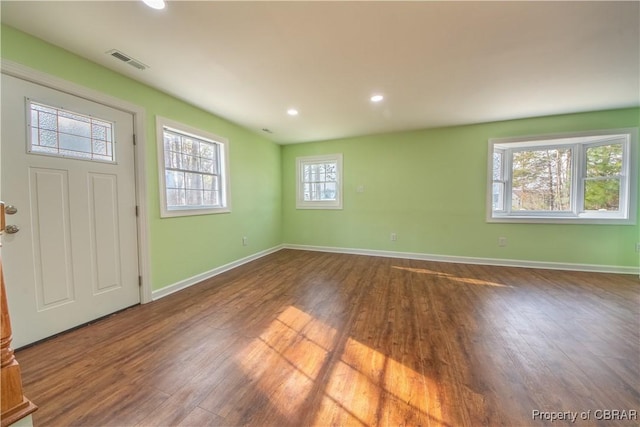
[242,236,248,246]
[498,237,507,247]
[390,232,397,241]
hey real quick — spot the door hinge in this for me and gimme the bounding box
[138,276,142,287]
[135,205,139,217]
[133,134,137,145]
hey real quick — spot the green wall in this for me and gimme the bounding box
[3,25,638,288]
[1,25,283,290]
[282,109,640,268]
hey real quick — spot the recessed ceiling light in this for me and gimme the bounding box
[142,0,165,10]
[287,108,299,116]
[370,94,384,103]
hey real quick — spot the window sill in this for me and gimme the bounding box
[160,207,231,218]
[296,205,343,210]
[488,215,635,225]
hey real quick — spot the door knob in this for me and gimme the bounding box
[5,205,17,215]
[4,225,19,234]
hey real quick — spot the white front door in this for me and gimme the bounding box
[1,74,140,348]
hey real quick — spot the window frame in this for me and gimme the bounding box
[156,116,231,218]
[296,153,343,210]
[487,128,637,224]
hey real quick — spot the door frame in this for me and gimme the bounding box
[1,59,152,303]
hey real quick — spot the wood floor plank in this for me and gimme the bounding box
[14,249,640,426]
[175,407,225,427]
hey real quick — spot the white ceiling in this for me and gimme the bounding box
[2,1,638,144]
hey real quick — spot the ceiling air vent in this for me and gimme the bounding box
[106,49,149,71]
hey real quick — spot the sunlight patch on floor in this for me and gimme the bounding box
[237,306,332,420]
[237,305,446,425]
[314,336,444,426]
[392,265,510,287]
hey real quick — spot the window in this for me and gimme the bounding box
[28,100,115,163]
[488,128,637,224]
[156,117,230,217]
[296,154,343,209]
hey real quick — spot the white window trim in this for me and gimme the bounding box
[156,116,231,218]
[487,128,638,225]
[296,153,343,210]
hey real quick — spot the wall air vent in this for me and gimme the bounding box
[106,49,149,71]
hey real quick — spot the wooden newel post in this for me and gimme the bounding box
[1,201,37,426]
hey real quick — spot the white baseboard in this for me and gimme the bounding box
[152,243,637,300]
[283,244,639,275]
[152,245,284,300]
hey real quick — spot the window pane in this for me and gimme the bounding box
[59,110,90,125]
[165,133,181,152]
[166,189,185,207]
[511,148,572,211]
[325,164,336,181]
[584,179,620,211]
[186,189,202,206]
[38,111,57,131]
[168,151,182,169]
[307,164,317,181]
[210,191,220,206]
[91,122,109,141]
[166,171,182,189]
[59,133,91,154]
[308,183,316,200]
[303,183,311,201]
[492,182,504,211]
[38,129,58,147]
[182,154,199,171]
[492,152,503,180]
[323,182,337,200]
[92,140,107,155]
[203,175,219,191]
[59,115,91,138]
[182,138,199,156]
[202,190,217,206]
[200,143,215,159]
[312,183,322,200]
[200,159,215,174]
[31,103,56,115]
[586,144,623,177]
[185,173,203,190]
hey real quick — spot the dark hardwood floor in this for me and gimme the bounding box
[15,249,640,426]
